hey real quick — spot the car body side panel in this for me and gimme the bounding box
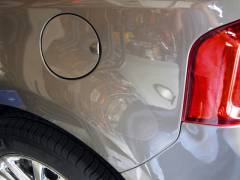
[0,0,240,172]
[122,123,240,180]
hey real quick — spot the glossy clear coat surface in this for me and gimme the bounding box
[41,13,101,79]
[0,0,239,173]
[123,123,240,180]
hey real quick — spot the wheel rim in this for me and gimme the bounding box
[0,155,66,180]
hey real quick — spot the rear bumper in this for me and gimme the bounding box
[122,123,240,180]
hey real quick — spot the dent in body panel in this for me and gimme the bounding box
[0,0,239,172]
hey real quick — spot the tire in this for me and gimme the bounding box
[0,110,124,180]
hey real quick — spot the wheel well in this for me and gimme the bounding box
[0,104,122,176]
[0,104,66,133]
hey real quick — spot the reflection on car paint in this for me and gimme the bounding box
[0,0,239,174]
[0,90,24,108]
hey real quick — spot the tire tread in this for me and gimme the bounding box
[0,110,124,180]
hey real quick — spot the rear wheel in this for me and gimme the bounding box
[0,110,123,180]
[0,155,66,180]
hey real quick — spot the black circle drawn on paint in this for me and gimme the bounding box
[40,13,102,80]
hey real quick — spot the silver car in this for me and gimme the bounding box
[0,0,239,179]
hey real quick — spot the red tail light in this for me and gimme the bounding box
[183,20,240,126]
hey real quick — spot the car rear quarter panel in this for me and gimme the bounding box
[0,0,239,172]
[123,123,240,180]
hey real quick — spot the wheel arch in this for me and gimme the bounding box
[0,96,110,171]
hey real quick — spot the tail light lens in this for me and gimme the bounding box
[183,20,240,126]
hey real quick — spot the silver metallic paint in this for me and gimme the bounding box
[123,123,240,180]
[41,13,101,79]
[0,0,239,174]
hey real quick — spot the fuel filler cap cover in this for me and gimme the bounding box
[41,13,101,79]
